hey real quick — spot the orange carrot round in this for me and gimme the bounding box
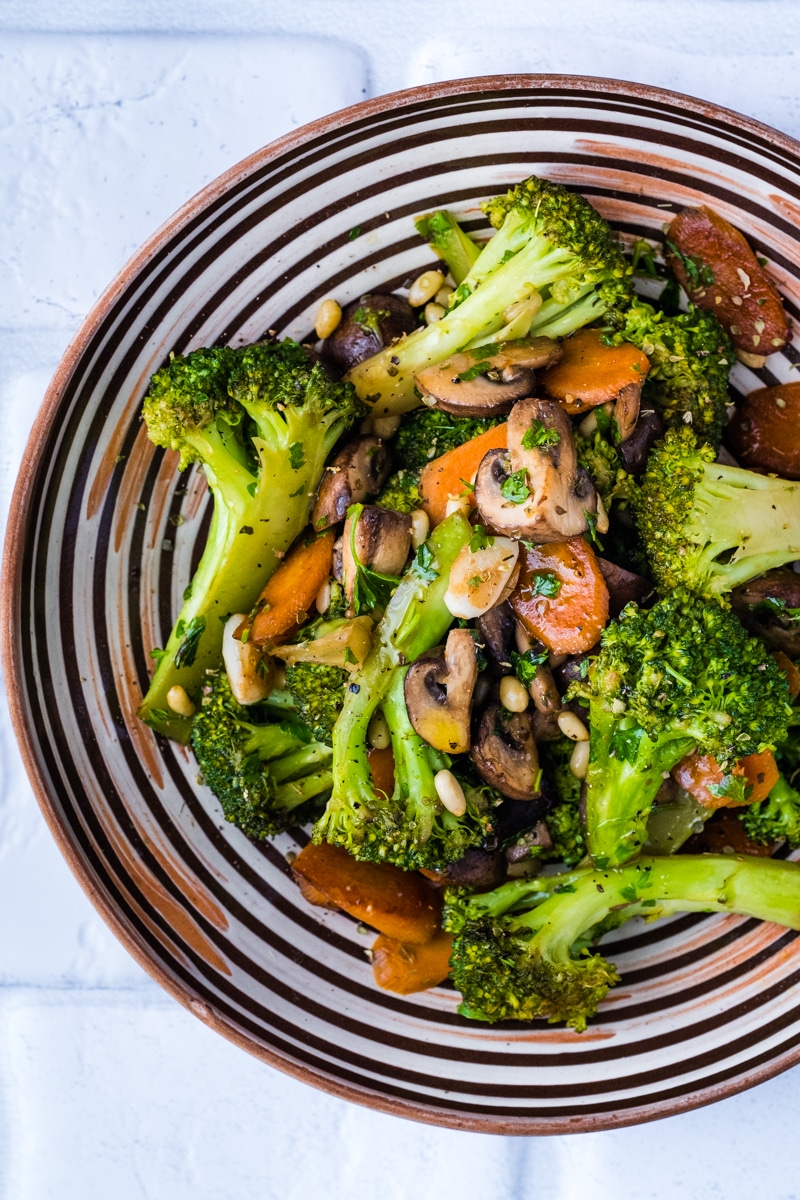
[673,749,779,810]
[419,424,507,526]
[510,536,610,655]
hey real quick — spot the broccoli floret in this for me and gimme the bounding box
[313,512,495,869]
[605,299,733,448]
[138,340,360,741]
[444,853,800,1028]
[375,468,423,514]
[576,424,638,510]
[347,174,633,414]
[284,661,348,744]
[635,427,800,597]
[567,589,792,868]
[741,774,800,848]
[393,407,506,473]
[191,671,333,839]
[414,210,481,285]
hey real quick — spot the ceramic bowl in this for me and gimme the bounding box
[5,75,800,1134]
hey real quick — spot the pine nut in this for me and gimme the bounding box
[500,675,530,713]
[435,285,454,306]
[557,710,590,742]
[445,494,472,519]
[424,302,446,324]
[373,414,401,439]
[569,738,591,779]
[167,684,196,718]
[315,579,331,614]
[410,508,430,549]
[434,769,467,816]
[314,298,342,340]
[578,411,598,438]
[529,666,559,713]
[408,269,444,307]
[368,710,391,750]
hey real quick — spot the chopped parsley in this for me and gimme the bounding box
[500,469,530,505]
[521,419,560,450]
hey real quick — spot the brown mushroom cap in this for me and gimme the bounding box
[403,627,478,754]
[470,699,541,801]
[475,397,598,542]
[341,505,412,603]
[413,336,562,418]
[312,435,391,531]
[325,293,417,374]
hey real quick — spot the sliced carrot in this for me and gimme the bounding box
[244,529,335,648]
[292,841,441,944]
[773,650,800,701]
[367,745,395,798]
[419,424,507,527]
[371,927,454,994]
[540,328,649,414]
[510,536,610,655]
[672,749,779,810]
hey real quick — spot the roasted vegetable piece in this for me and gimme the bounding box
[419,423,508,526]
[635,427,800,597]
[567,589,792,868]
[371,927,454,994]
[242,529,335,648]
[727,382,800,480]
[292,841,441,944]
[664,205,790,356]
[444,854,800,1029]
[672,749,779,809]
[191,671,333,839]
[510,537,610,655]
[540,326,649,415]
[138,340,360,741]
[346,173,633,415]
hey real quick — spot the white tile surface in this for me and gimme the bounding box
[2,5,800,1196]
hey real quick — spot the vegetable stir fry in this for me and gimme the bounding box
[138,174,800,1030]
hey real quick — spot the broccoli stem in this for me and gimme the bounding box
[415,211,481,285]
[382,666,450,845]
[687,462,800,593]
[586,710,697,868]
[314,512,472,858]
[347,232,611,416]
[448,854,800,1027]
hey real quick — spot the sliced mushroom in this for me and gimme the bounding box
[413,336,562,418]
[325,293,417,373]
[618,405,663,473]
[470,699,541,801]
[731,568,800,656]
[596,557,654,617]
[341,505,412,603]
[612,384,641,443]
[475,397,598,542]
[475,600,516,675]
[403,627,478,754]
[312,435,391,531]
